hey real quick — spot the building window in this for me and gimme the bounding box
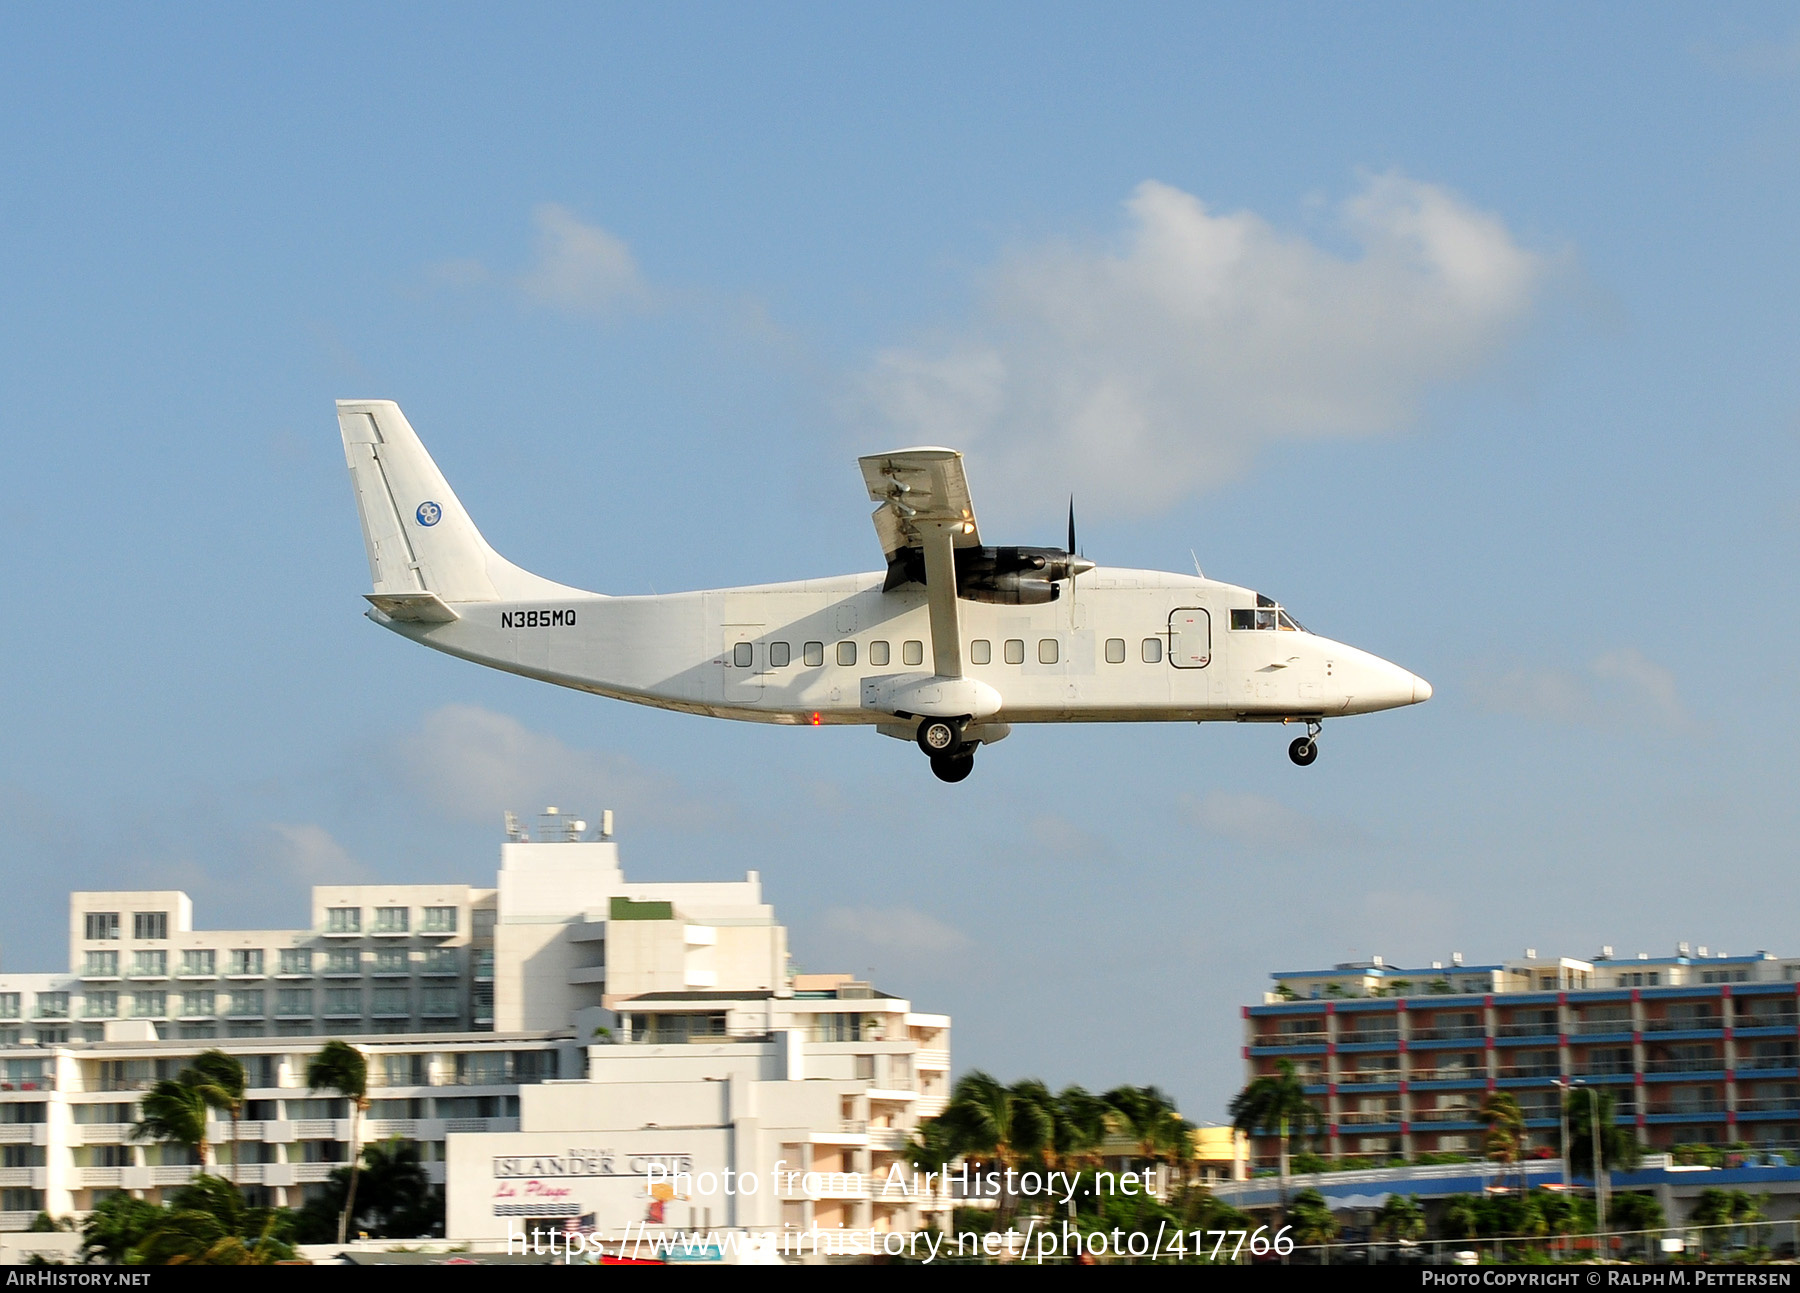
[180,991,215,1018]
[969,640,991,665]
[421,987,459,1017]
[132,951,167,977]
[0,995,20,1020]
[374,908,409,935]
[803,642,824,668]
[1038,638,1059,665]
[228,950,264,977]
[279,948,312,976]
[133,912,168,941]
[454,1052,510,1085]
[421,948,458,974]
[1105,638,1126,664]
[902,640,924,666]
[325,949,360,975]
[132,992,166,1018]
[811,1012,867,1043]
[868,641,890,666]
[227,990,264,1017]
[276,988,312,1017]
[83,992,118,1019]
[326,908,361,935]
[34,994,69,1020]
[324,987,361,1017]
[380,1054,428,1087]
[374,949,409,974]
[180,950,216,977]
[84,951,119,977]
[421,907,457,934]
[84,913,120,941]
[371,987,409,1017]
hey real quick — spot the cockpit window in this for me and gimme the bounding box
[1232,606,1308,633]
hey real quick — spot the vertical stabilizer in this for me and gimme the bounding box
[336,400,587,602]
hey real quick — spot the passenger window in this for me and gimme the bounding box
[732,642,752,668]
[902,640,924,667]
[1105,638,1126,664]
[770,642,791,668]
[1004,639,1025,665]
[1142,638,1163,663]
[869,641,890,666]
[1038,639,1059,665]
[804,642,824,668]
[837,641,857,667]
[970,640,991,665]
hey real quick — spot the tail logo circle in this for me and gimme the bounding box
[416,501,442,527]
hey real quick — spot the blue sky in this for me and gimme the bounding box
[2,4,1798,1120]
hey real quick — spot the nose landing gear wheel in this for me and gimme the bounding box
[916,717,964,757]
[1288,737,1318,766]
[930,751,975,783]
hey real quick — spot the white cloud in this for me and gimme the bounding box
[261,823,370,886]
[819,906,972,959]
[1468,647,1692,733]
[1185,790,1370,852]
[516,204,650,314]
[391,704,730,830]
[863,173,1547,517]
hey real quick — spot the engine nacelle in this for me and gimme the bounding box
[957,572,1060,605]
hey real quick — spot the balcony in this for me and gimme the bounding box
[1411,1067,1487,1083]
[1255,1031,1327,1048]
[1645,1103,1724,1117]
[1735,1098,1800,1114]
[1496,1022,1560,1039]
[1495,1065,1561,1081]
[1411,1108,1481,1124]
[1642,1057,1724,1075]
[1410,1027,1487,1042]
[1739,1055,1800,1072]
[1644,1017,1722,1033]
[1572,1020,1634,1036]
[1337,1032,1401,1048]
[1338,1071,1400,1086]
[1338,1110,1401,1126]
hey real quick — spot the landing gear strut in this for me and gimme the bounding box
[1288,720,1322,767]
[918,717,976,782]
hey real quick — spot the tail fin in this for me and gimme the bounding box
[336,400,587,602]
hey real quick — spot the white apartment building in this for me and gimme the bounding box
[0,810,952,1241]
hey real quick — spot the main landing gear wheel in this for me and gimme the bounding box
[930,751,975,783]
[916,717,964,757]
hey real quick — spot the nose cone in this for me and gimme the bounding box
[1413,674,1433,704]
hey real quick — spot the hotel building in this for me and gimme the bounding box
[1241,947,1800,1168]
[0,810,951,1241]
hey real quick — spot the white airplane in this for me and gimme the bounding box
[337,400,1431,782]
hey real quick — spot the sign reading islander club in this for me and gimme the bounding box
[492,1149,694,1179]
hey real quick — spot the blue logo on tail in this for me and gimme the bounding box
[416,501,442,527]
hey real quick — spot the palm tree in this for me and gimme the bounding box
[132,1074,211,1175]
[307,1040,370,1244]
[1478,1091,1528,1197]
[1287,1188,1339,1255]
[1563,1087,1642,1177]
[1374,1192,1424,1243]
[189,1051,247,1186]
[905,1116,960,1235]
[132,1175,295,1265]
[1228,1060,1321,1216]
[1103,1085,1194,1189]
[1049,1085,1111,1177]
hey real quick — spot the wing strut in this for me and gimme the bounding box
[918,522,963,680]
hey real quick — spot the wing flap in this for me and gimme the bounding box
[858,448,982,559]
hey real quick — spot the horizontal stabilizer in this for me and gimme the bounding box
[365,591,460,623]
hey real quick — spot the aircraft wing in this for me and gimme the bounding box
[858,448,980,679]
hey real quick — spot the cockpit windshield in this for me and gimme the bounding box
[1230,598,1309,634]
